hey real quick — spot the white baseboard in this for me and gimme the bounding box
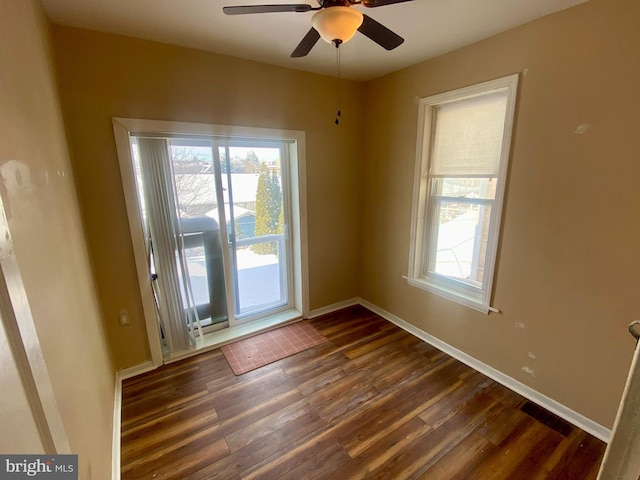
[308,298,360,319]
[112,361,157,480]
[119,361,158,381]
[112,372,122,480]
[357,298,611,443]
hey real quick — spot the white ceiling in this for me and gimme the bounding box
[40,0,588,81]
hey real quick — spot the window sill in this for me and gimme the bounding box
[165,309,303,363]
[406,277,491,314]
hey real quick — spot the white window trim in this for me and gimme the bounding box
[408,74,519,313]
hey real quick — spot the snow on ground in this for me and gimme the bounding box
[235,248,278,268]
[186,248,281,313]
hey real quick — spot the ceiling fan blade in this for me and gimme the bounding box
[223,4,313,15]
[361,0,414,6]
[291,28,321,57]
[358,14,404,50]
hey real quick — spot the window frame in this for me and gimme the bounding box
[113,118,309,365]
[408,74,519,313]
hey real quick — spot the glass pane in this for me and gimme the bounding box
[427,200,492,285]
[220,145,288,318]
[169,140,228,327]
[440,177,497,200]
[180,239,208,307]
[171,141,216,217]
[236,240,286,314]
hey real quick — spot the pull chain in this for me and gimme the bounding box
[334,39,342,125]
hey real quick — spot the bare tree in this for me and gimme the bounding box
[171,147,216,217]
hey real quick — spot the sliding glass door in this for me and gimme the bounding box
[131,134,294,349]
[167,138,229,330]
[215,141,291,320]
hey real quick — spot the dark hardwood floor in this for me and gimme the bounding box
[121,306,606,479]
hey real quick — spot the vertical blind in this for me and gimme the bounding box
[137,137,200,353]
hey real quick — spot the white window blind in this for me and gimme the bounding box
[430,93,508,178]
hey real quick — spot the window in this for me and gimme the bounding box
[408,75,518,312]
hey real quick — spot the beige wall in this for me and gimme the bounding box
[0,1,115,478]
[48,0,638,430]
[361,0,640,428]
[51,27,365,369]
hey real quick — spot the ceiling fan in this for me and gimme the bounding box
[223,0,413,58]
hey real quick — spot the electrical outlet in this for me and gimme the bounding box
[119,310,130,326]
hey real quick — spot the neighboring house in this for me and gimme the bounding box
[176,173,261,236]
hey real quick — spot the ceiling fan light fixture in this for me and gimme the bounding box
[312,6,364,45]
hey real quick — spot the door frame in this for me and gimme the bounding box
[596,321,640,479]
[0,194,70,453]
[112,118,309,366]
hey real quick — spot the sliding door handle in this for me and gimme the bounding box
[629,320,640,340]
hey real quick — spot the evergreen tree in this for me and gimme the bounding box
[254,163,282,254]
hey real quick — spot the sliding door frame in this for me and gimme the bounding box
[113,118,309,366]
